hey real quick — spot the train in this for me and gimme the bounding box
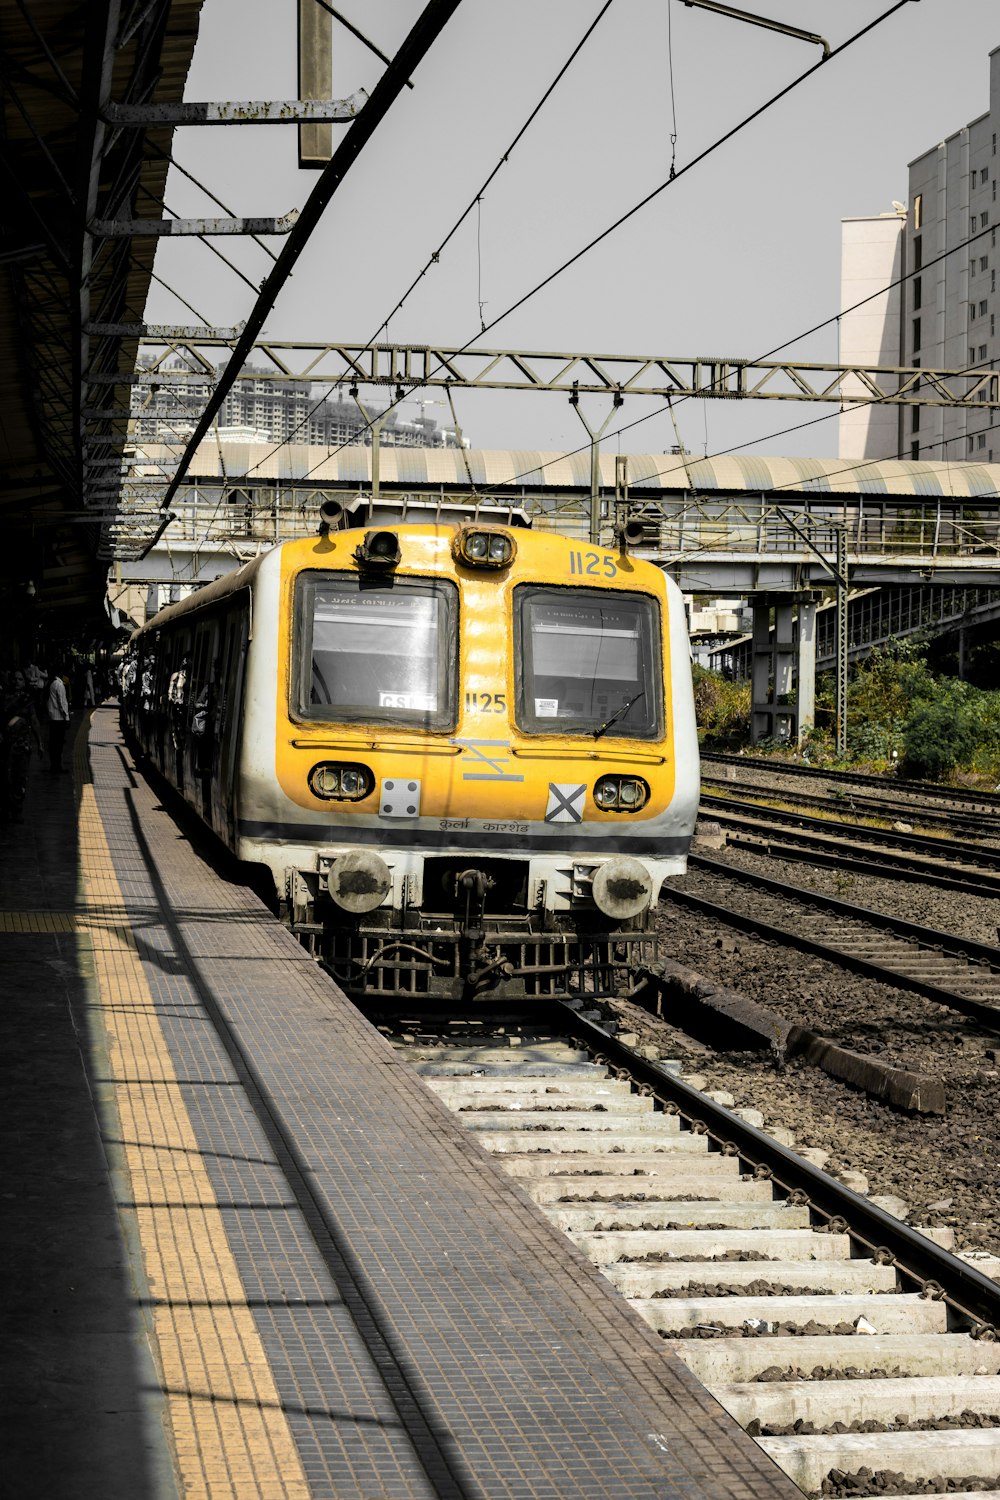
[119,498,700,1002]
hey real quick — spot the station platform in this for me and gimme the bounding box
[0,704,801,1500]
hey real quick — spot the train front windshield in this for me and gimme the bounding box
[514,586,662,737]
[295,573,457,728]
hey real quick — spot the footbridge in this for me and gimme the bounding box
[119,441,1000,749]
[123,442,1000,590]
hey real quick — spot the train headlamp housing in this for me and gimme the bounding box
[308,761,374,801]
[593,774,650,813]
[452,526,516,570]
[354,530,400,569]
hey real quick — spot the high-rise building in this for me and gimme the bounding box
[839,45,1000,464]
[129,361,465,449]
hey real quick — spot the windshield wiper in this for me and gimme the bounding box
[593,690,645,739]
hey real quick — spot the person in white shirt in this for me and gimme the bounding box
[46,668,70,773]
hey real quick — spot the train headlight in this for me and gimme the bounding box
[592,857,653,921]
[453,526,516,569]
[308,761,374,801]
[325,851,391,913]
[592,774,649,813]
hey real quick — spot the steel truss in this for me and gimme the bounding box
[131,335,1000,409]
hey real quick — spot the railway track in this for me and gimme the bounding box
[398,1010,1000,1499]
[701,752,1000,820]
[700,775,1000,843]
[658,855,1000,1031]
[699,796,1000,897]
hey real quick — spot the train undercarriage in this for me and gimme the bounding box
[282,854,662,1002]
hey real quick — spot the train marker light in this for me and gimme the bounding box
[593,774,649,812]
[453,526,515,569]
[308,761,374,801]
[354,529,401,568]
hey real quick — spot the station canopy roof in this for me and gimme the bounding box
[135,443,1000,502]
[0,0,203,640]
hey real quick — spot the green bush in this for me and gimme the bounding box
[707,636,1000,783]
[847,639,936,763]
[691,665,751,746]
[901,690,979,779]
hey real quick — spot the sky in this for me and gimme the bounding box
[145,0,1000,463]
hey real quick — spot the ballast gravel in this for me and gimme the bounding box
[594,838,1000,1258]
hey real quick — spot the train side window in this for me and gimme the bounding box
[513,585,663,739]
[293,571,458,730]
[189,620,219,737]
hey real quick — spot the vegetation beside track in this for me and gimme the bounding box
[695,640,1000,785]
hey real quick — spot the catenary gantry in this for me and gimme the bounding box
[134,334,1000,408]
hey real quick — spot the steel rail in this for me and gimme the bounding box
[688,853,1000,968]
[560,1001,1000,1329]
[699,775,999,839]
[657,882,1000,1033]
[700,751,1000,814]
[701,794,1000,869]
[725,834,1000,898]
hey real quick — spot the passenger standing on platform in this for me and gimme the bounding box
[46,667,70,773]
[83,666,96,706]
[1,672,43,823]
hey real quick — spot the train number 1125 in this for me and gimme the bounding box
[569,550,617,578]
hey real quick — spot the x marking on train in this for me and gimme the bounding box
[453,739,525,782]
[544,783,587,823]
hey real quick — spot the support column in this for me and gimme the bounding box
[774,607,794,696]
[751,593,816,746]
[750,600,773,744]
[796,600,817,744]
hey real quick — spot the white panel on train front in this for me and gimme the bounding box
[379,778,422,817]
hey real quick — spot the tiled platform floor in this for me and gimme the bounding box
[0,705,802,1500]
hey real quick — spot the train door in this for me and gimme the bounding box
[188,616,219,822]
[165,628,192,792]
[213,599,250,847]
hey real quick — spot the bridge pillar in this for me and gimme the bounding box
[796,600,817,744]
[751,593,819,745]
[751,596,795,744]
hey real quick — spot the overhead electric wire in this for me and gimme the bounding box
[239,0,617,476]
[279,0,915,494]
[148,0,990,547]
[147,139,281,264]
[403,208,1000,513]
[143,0,465,557]
[666,0,679,180]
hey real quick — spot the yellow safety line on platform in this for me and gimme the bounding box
[0,911,79,932]
[77,781,311,1500]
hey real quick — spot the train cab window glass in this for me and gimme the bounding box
[513,587,662,738]
[294,572,457,729]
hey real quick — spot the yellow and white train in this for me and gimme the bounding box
[120,501,699,1001]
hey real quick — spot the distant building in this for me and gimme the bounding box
[130,360,466,450]
[839,45,1000,464]
[838,209,907,460]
